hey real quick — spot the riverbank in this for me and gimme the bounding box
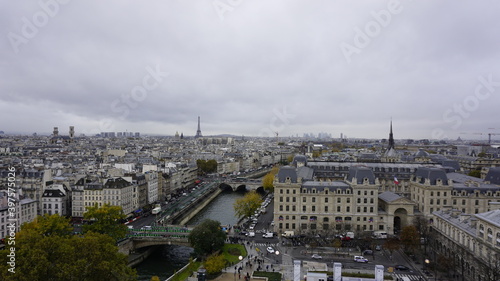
[129,246,158,267]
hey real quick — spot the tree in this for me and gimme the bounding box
[233,191,262,219]
[468,169,481,178]
[150,277,161,281]
[384,237,401,259]
[262,166,279,192]
[204,254,226,275]
[400,225,420,253]
[197,159,218,175]
[0,214,136,281]
[413,216,430,254]
[83,203,127,241]
[188,219,227,257]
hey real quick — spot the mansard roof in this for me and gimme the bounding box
[414,167,449,185]
[297,166,314,181]
[277,166,298,183]
[485,167,500,184]
[104,177,132,188]
[346,166,376,184]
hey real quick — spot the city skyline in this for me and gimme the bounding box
[2,1,500,140]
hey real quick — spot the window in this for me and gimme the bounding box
[312,206,316,212]
[312,197,316,203]
[357,198,361,204]
[286,206,289,211]
[303,197,306,203]
[338,198,341,203]
[303,206,306,212]
[325,206,328,212]
[280,197,283,202]
[364,198,367,204]
[347,198,350,203]
[292,206,296,211]
[279,205,283,211]
[337,206,341,212]
[325,198,328,203]
[293,197,296,202]
[346,206,350,212]
[357,207,361,212]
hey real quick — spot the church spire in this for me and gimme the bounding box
[388,119,395,150]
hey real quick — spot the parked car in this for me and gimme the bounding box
[375,245,382,251]
[363,250,373,255]
[354,256,368,263]
[311,254,322,259]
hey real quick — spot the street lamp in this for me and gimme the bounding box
[275,250,280,265]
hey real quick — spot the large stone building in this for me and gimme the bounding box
[273,156,500,237]
[273,165,416,236]
[432,207,500,281]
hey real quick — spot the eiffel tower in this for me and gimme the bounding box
[195,116,203,138]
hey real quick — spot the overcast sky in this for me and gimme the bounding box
[2,1,500,140]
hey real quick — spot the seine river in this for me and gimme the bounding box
[135,190,246,281]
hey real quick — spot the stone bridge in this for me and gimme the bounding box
[220,179,264,192]
[118,226,192,255]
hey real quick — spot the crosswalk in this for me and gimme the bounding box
[393,273,424,281]
[254,243,278,247]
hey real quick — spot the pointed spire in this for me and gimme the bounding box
[388,119,395,150]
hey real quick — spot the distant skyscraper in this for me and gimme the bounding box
[195,116,203,138]
[53,127,59,136]
[69,126,74,138]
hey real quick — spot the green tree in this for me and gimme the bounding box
[150,276,161,281]
[233,191,262,219]
[0,215,136,281]
[204,254,226,275]
[188,219,227,257]
[400,225,420,253]
[197,159,218,175]
[468,169,481,178]
[83,203,127,241]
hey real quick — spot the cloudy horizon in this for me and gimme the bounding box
[2,1,500,141]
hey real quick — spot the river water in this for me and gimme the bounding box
[135,189,246,281]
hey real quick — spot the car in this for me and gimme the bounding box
[354,256,368,263]
[375,245,382,251]
[394,265,410,271]
[247,232,255,237]
[266,246,275,254]
[311,254,322,259]
[363,250,373,255]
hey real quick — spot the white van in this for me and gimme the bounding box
[262,232,273,238]
[373,231,387,239]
